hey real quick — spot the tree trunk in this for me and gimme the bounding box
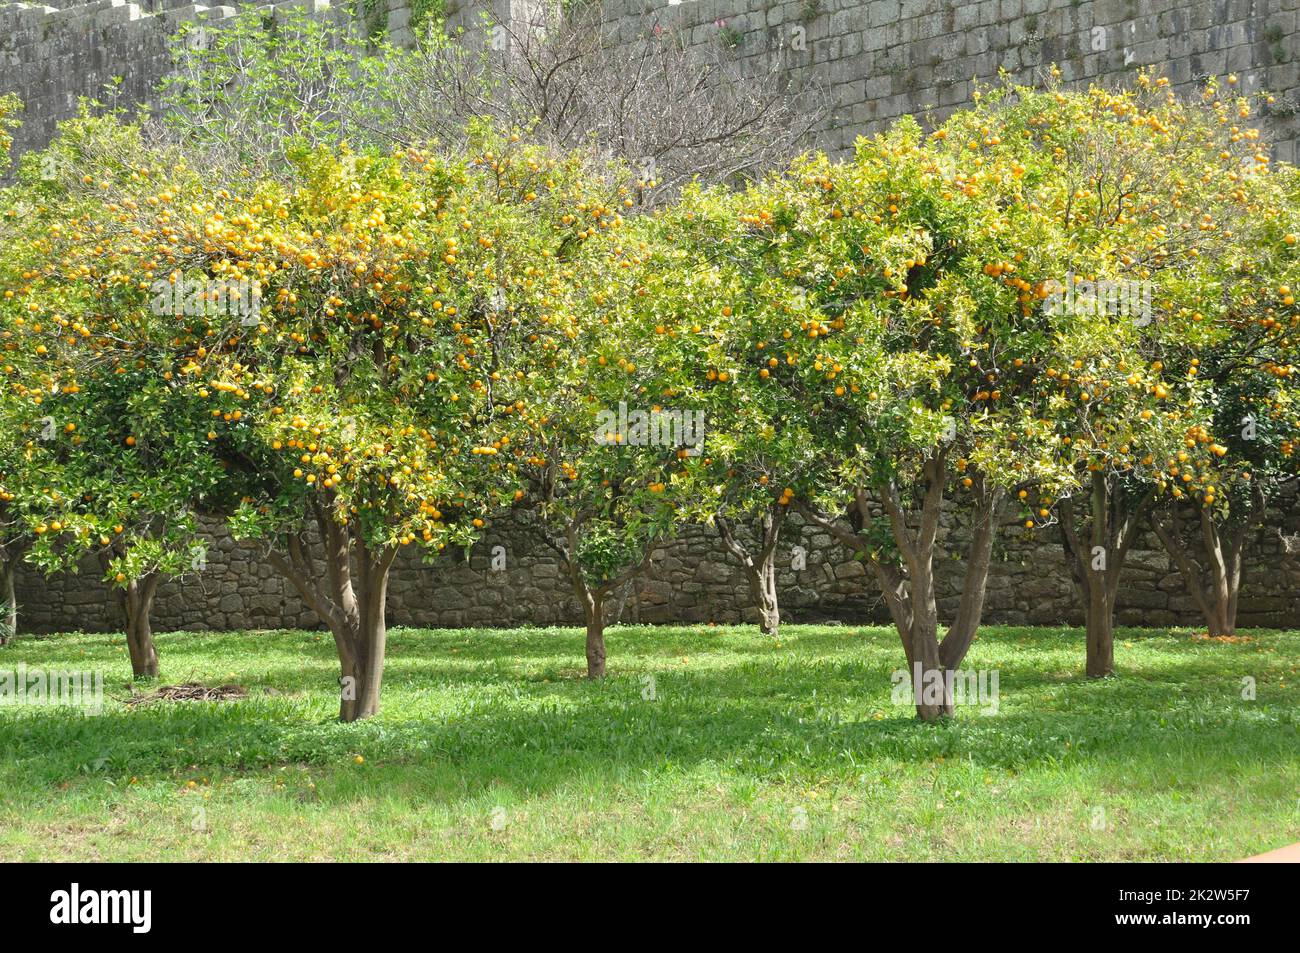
[732,536,781,637]
[750,556,780,636]
[0,556,16,645]
[121,575,161,679]
[267,506,397,722]
[585,591,606,679]
[902,546,951,722]
[1084,581,1114,678]
[1206,600,1234,639]
[881,457,953,722]
[335,573,388,722]
[329,547,392,723]
[798,464,1001,723]
[1059,474,1154,679]
[99,551,162,679]
[938,485,1006,671]
[1151,504,1246,638]
[563,551,609,678]
[717,507,785,637]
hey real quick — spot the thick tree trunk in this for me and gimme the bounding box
[329,551,392,723]
[122,576,161,679]
[0,556,16,645]
[798,465,1008,723]
[1060,474,1154,679]
[267,505,397,722]
[1084,582,1114,678]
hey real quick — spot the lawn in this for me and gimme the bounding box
[0,623,1297,861]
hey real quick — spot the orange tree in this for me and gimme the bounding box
[1147,159,1300,636]
[1,116,242,671]
[0,92,29,639]
[1,359,219,676]
[502,200,696,678]
[642,183,860,639]
[202,137,629,716]
[0,373,40,642]
[663,121,1074,719]
[940,74,1282,675]
[8,114,623,717]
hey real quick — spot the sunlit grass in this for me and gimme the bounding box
[0,623,1296,860]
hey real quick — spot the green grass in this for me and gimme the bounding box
[0,623,1297,861]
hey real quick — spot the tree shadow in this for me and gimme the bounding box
[1,624,1296,810]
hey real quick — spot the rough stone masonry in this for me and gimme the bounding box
[4,0,1300,632]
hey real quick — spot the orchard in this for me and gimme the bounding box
[2,72,1298,729]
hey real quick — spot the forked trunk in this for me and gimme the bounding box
[880,457,952,722]
[937,486,1006,670]
[267,504,397,722]
[1152,495,1256,638]
[1059,474,1154,679]
[717,507,785,637]
[799,466,1005,723]
[122,576,160,679]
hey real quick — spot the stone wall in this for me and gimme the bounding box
[591,0,1299,163]
[16,492,1300,634]
[5,0,1300,633]
[3,1,1297,169]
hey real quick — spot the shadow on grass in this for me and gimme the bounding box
[1,624,1296,810]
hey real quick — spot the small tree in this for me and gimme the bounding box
[969,74,1282,674]
[2,117,234,673]
[507,209,693,676]
[21,369,218,678]
[1149,161,1300,635]
[641,184,832,637]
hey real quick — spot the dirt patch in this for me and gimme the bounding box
[125,683,248,706]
